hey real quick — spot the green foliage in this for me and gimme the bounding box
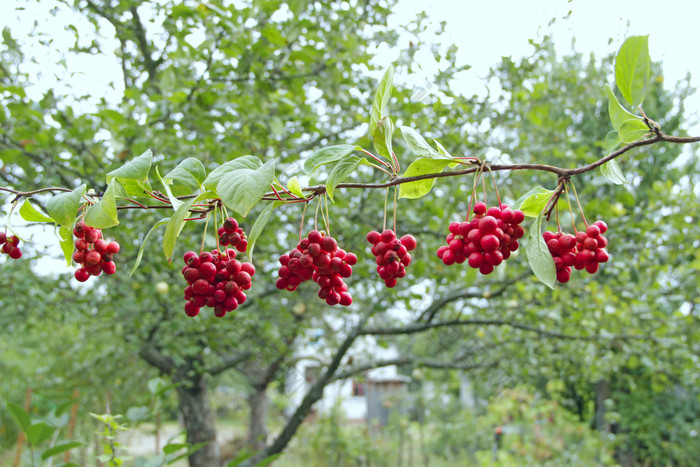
[615,35,651,107]
[525,212,556,289]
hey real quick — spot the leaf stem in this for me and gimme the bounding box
[359,148,391,168]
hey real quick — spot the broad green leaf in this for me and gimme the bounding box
[615,35,650,107]
[156,166,184,211]
[41,441,83,460]
[600,160,626,185]
[525,212,556,289]
[26,422,54,446]
[84,180,120,229]
[131,218,170,277]
[372,116,394,160]
[604,84,640,131]
[19,199,54,223]
[304,145,355,174]
[400,126,442,158]
[6,401,31,432]
[433,139,452,157]
[399,158,452,199]
[247,201,282,260]
[163,443,189,454]
[164,157,206,188]
[203,156,262,189]
[47,184,85,226]
[512,186,555,217]
[59,226,74,266]
[217,159,276,217]
[255,453,283,467]
[369,65,394,140]
[619,118,649,143]
[163,192,215,261]
[326,156,367,201]
[603,130,622,154]
[106,149,152,185]
[287,176,305,198]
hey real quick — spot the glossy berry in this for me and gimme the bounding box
[70,222,120,281]
[367,229,416,288]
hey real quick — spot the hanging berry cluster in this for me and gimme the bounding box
[276,230,356,306]
[217,217,248,252]
[72,220,120,282]
[545,220,609,283]
[0,233,21,259]
[367,229,416,288]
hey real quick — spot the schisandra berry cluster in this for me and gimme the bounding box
[544,220,609,283]
[72,220,120,282]
[366,229,416,288]
[0,233,22,259]
[217,217,248,252]
[437,202,525,275]
[182,249,254,317]
[276,230,356,306]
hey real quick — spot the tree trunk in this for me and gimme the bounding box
[593,379,610,432]
[247,387,268,451]
[176,376,220,467]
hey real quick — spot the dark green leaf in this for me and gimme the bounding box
[19,199,54,223]
[156,166,184,211]
[58,226,74,266]
[247,202,282,260]
[217,159,275,217]
[203,156,262,190]
[41,441,83,460]
[131,218,170,277]
[525,212,556,289]
[163,443,189,454]
[47,184,85,227]
[26,422,54,446]
[512,186,555,217]
[106,149,152,186]
[163,192,215,261]
[600,160,626,185]
[304,145,355,174]
[615,35,650,107]
[326,156,366,201]
[164,157,206,188]
[399,158,452,199]
[84,180,120,229]
[6,401,31,432]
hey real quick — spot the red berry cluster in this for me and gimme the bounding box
[182,249,254,318]
[437,202,525,275]
[0,233,21,259]
[275,230,356,306]
[72,220,120,282]
[217,217,248,252]
[366,229,416,288]
[544,220,609,283]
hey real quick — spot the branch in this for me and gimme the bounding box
[331,357,499,382]
[139,344,176,375]
[208,351,254,377]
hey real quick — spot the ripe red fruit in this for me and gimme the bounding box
[85,250,102,265]
[102,261,116,275]
[74,268,90,282]
[84,229,100,243]
[94,239,108,253]
[473,202,487,216]
[106,241,120,254]
[0,232,5,244]
[367,231,381,244]
[9,248,22,259]
[184,301,200,317]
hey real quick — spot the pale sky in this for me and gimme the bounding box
[2,0,700,277]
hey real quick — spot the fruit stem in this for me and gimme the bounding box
[366,162,393,176]
[564,183,578,233]
[270,184,284,202]
[314,196,321,231]
[555,204,562,233]
[200,212,211,255]
[145,190,170,204]
[299,201,309,243]
[383,187,389,232]
[391,151,401,174]
[485,164,503,207]
[323,193,331,236]
[466,165,482,221]
[569,181,588,227]
[393,185,397,233]
[214,206,221,253]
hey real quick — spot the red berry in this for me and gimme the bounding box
[308,230,323,244]
[74,268,90,282]
[102,261,116,275]
[106,241,120,254]
[9,247,22,259]
[184,301,200,317]
[473,202,487,216]
[400,235,417,251]
[85,250,102,265]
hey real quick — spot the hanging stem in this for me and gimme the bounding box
[200,212,211,254]
[314,196,321,231]
[393,185,397,232]
[466,165,483,221]
[569,181,588,227]
[322,193,331,236]
[481,164,487,204]
[564,184,578,233]
[485,164,503,207]
[299,201,309,243]
[555,203,561,233]
[214,204,221,253]
[383,187,389,232]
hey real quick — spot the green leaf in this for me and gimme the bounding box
[326,156,367,201]
[156,166,184,211]
[163,192,216,261]
[47,184,85,226]
[41,441,83,460]
[604,84,640,131]
[600,160,626,185]
[225,450,256,467]
[58,226,74,266]
[287,176,305,198]
[398,158,452,199]
[19,199,54,223]
[372,115,394,160]
[400,126,442,158]
[217,159,275,217]
[163,443,189,454]
[615,35,650,107]
[106,149,153,186]
[433,139,452,157]
[512,186,555,217]
[164,157,206,188]
[6,401,31,432]
[618,118,649,143]
[26,422,54,446]
[203,156,262,189]
[256,453,283,466]
[603,130,622,154]
[131,218,170,277]
[304,145,355,174]
[525,212,556,289]
[247,202,281,261]
[369,65,394,141]
[84,180,120,229]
